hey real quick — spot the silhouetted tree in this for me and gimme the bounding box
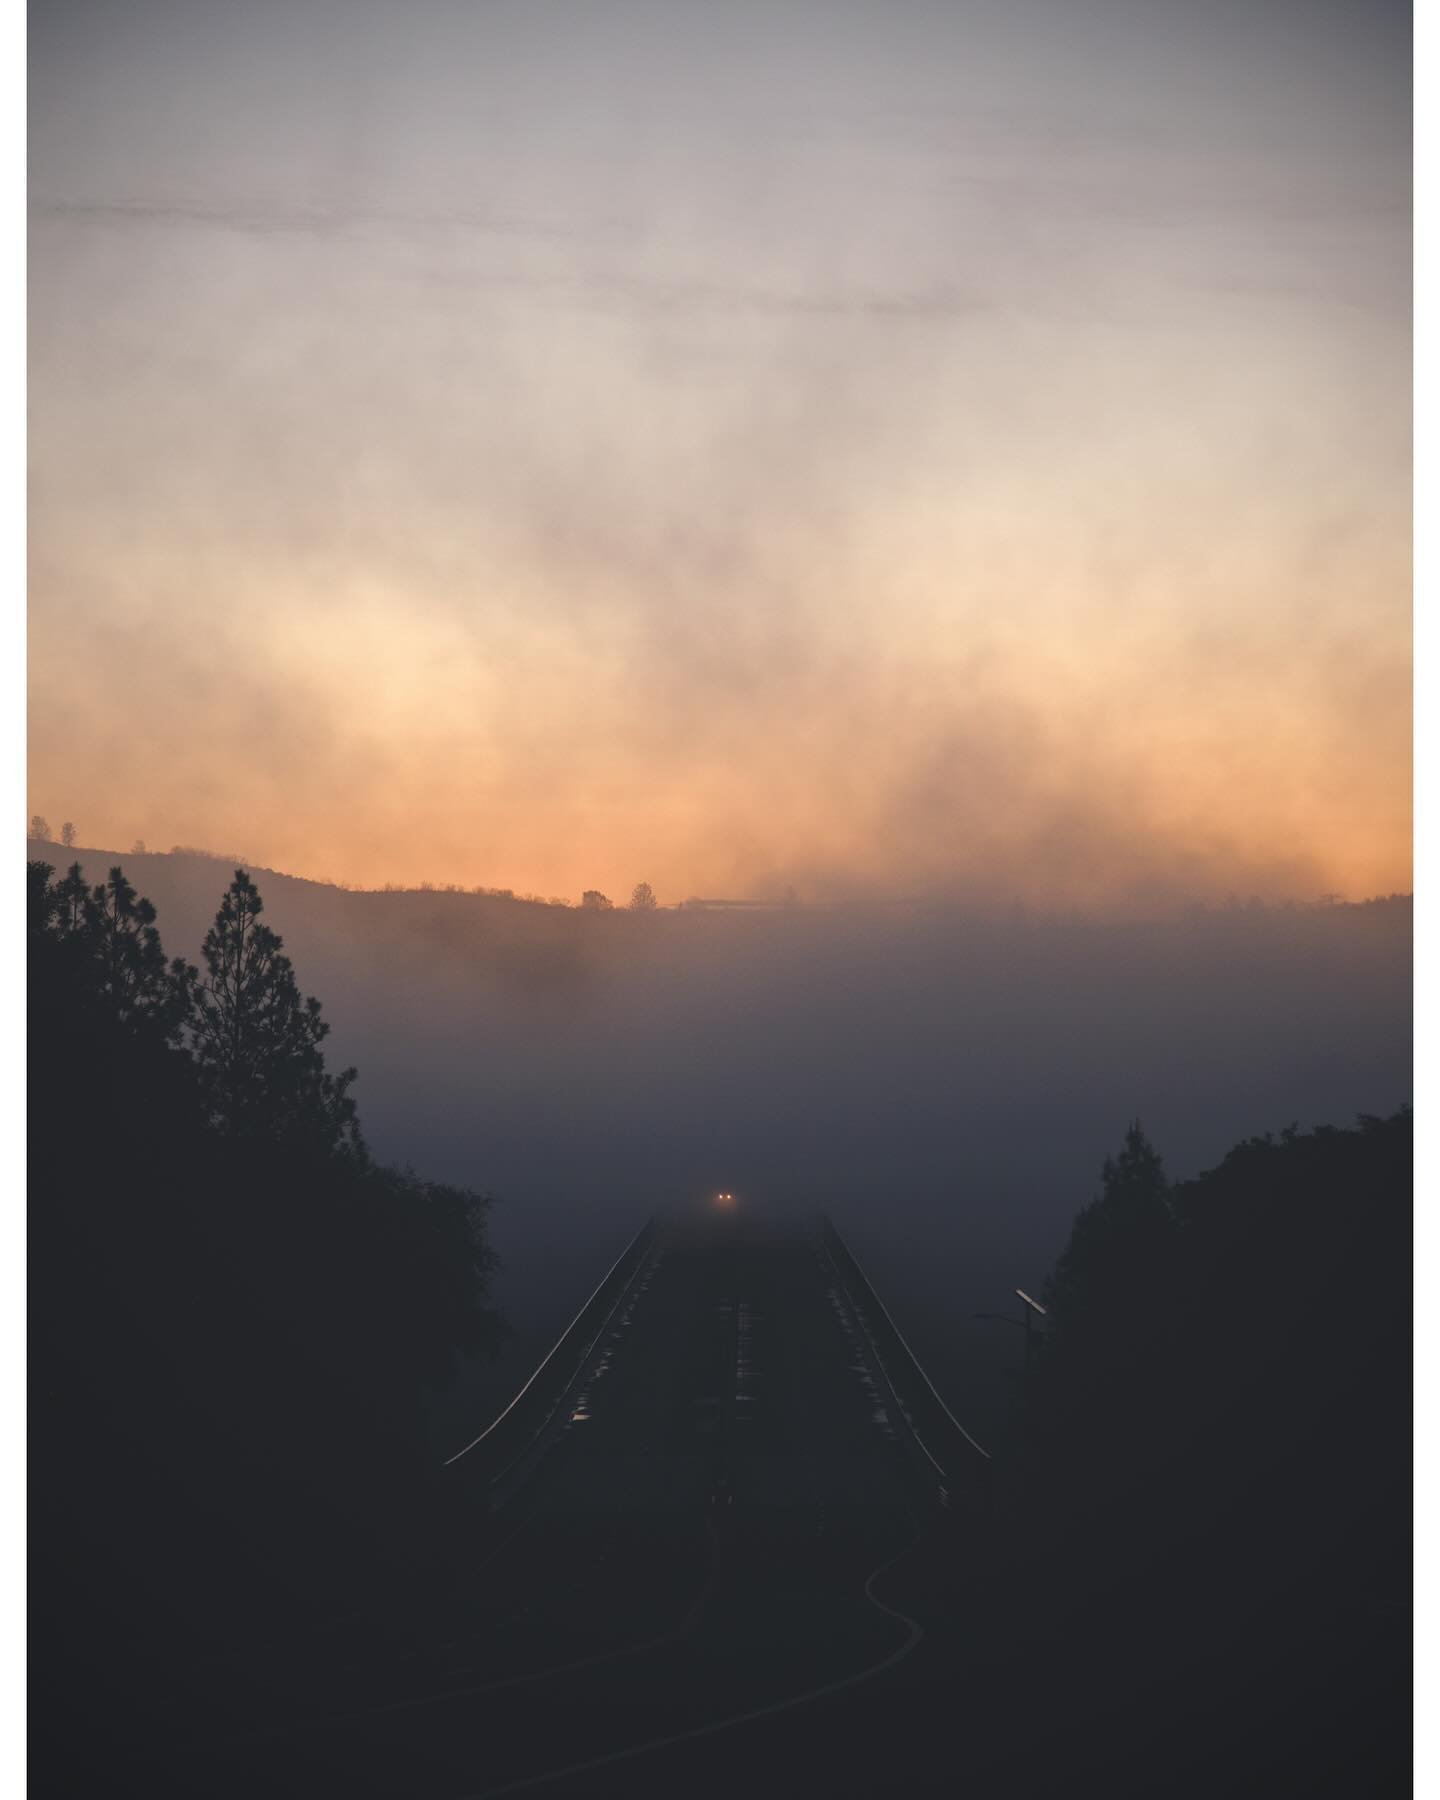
[50,861,92,934]
[184,868,360,1153]
[1042,1120,1172,1353]
[350,1165,505,1388]
[31,860,191,1044]
[1029,1120,1177,1487]
[30,853,505,1791]
[581,889,613,910]
[60,821,76,848]
[132,838,146,856]
[30,814,51,842]
[629,881,658,910]
[1004,1106,1410,1799]
[89,865,191,1041]
[28,859,55,930]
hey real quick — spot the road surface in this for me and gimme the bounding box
[190,1207,986,1795]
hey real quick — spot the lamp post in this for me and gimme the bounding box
[1015,1288,1047,1378]
[975,1287,1048,1381]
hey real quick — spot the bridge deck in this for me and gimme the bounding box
[534,1216,913,1514]
[206,1213,953,1797]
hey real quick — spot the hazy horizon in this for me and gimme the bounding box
[24,836,1412,1447]
[23,827,1414,915]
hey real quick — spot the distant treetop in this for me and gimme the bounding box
[581,890,613,911]
[629,881,658,911]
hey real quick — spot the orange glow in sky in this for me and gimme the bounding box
[27,1,1410,911]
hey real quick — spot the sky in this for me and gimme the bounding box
[28,0,1412,907]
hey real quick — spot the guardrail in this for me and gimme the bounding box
[444,1216,658,1507]
[818,1213,992,1516]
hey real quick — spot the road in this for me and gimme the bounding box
[193,1207,980,1796]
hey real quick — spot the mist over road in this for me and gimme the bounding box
[31,842,1410,1442]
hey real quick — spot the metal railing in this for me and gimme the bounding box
[818,1213,992,1515]
[445,1216,658,1504]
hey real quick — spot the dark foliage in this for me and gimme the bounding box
[993,1109,1412,1795]
[184,866,362,1153]
[34,860,193,1042]
[1038,1120,1175,1464]
[30,860,504,1785]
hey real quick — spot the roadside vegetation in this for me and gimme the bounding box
[960,1107,1412,1793]
[30,857,505,1754]
[28,848,1409,1791]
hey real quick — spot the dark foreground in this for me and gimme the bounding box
[36,1208,1407,1797]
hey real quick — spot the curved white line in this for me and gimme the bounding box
[318,1517,724,1735]
[445,1219,655,1466]
[228,1512,724,1751]
[466,1537,926,1798]
[823,1217,991,1462]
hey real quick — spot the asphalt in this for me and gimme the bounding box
[187,1207,964,1796]
[38,1204,1408,1799]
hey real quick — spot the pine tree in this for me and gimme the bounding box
[1042,1120,1173,1355]
[29,860,190,1045]
[91,866,190,1039]
[1027,1119,1180,1491]
[186,869,361,1155]
[53,862,93,935]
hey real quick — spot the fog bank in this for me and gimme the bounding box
[31,842,1409,1445]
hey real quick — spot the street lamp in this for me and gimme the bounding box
[1015,1288,1047,1376]
[975,1286,1048,1379]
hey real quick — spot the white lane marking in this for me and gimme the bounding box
[384,1521,721,1711]
[227,1504,724,1747]
[465,1537,926,1798]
